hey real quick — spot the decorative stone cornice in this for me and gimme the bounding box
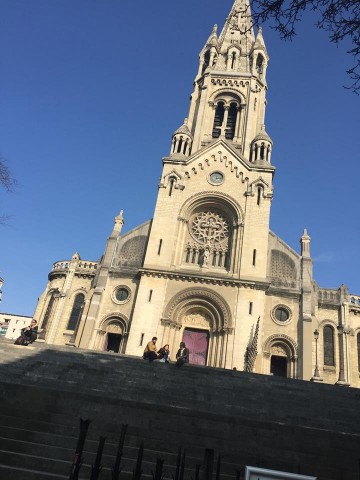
[211,78,249,88]
[266,285,301,299]
[139,267,269,290]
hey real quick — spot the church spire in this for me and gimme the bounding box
[218,0,255,53]
[166,0,271,160]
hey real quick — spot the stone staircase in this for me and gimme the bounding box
[0,338,359,479]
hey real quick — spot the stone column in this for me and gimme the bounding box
[220,106,230,137]
[299,229,314,380]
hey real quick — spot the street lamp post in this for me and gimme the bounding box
[314,329,320,378]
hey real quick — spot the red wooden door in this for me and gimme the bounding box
[182,328,209,365]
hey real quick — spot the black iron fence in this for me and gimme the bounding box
[68,419,245,480]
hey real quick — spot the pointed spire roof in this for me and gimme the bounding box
[205,24,219,49]
[253,124,272,144]
[173,118,193,138]
[253,26,268,57]
[218,0,255,53]
[111,210,125,236]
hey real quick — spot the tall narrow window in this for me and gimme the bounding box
[231,51,236,69]
[140,333,144,346]
[323,325,335,366]
[158,239,163,255]
[177,137,183,153]
[257,187,262,205]
[202,50,210,75]
[249,302,253,315]
[148,290,153,302]
[169,178,175,196]
[357,333,360,371]
[41,294,56,330]
[252,249,256,266]
[225,103,237,140]
[67,293,85,331]
[212,102,225,138]
[256,54,264,75]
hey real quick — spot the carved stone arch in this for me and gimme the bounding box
[263,334,298,359]
[163,169,182,186]
[249,176,270,189]
[248,177,271,198]
[68,287,87,301]
[227,44,241,54]
[209,87,246,106]
[178,191,243,227]
[164,287,232,331]
[99,312,129,333]
[318,319,337,329]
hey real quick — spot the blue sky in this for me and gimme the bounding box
[1,0,359,315]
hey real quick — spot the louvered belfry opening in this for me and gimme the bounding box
[212,102,224,138]
[225,102,237,140]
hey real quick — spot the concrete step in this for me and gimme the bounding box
[0,464,68,480]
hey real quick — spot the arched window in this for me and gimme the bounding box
[225,103,237,140]
[231,51,236,69]
[357,332,360,371]
[323,325,335,366]
[41,294,56,330]
[212,102,224,138]
[202,50,210,75]
[257,186,263,205]
[256,54,264,75]
[67,293,85,331]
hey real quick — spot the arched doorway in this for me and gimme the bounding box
[105,332,122,353]
[93,315,128,354]
[263,335,298,379]
[182,328,209,365]
[163,289,233,368]
[104,321,124,353]
[270,354,288,377]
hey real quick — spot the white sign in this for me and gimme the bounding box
[245,466,317,480]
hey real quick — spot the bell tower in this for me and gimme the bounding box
[126,0,276,370]
[172,0,271,161]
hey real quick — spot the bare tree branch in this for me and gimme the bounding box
[0,154,16,225]
[249,0,360,93]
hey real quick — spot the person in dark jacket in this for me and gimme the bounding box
[157,344,170,363]
[175,342,189,366]
[14,320,38,346]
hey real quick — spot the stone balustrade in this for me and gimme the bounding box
[350,294,360,307]
[318,288,340,304]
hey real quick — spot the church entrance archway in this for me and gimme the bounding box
[270,355,287,377]
[263,335,298,379]
[93,314,128,354]
[183,328,209,365]
[105,333,122,353]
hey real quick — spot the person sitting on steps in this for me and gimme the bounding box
[157,344,170,363]
[143,336,158,362]
[14,320,38,346]
[175,341,189,367]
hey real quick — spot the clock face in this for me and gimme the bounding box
[209,171,224,185]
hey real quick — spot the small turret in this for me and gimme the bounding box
[300,229,311,258]
[251,27,269,82]
[170,119,193,157]
[249,125,273,163]
[111,210,125,237]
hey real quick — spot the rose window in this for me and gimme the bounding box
[190,211,229,245]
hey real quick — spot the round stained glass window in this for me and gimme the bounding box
[115,288,129,302]
[274,307,290,322]
[190,211,229,246]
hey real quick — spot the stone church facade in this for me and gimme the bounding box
[33,0,360,387]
